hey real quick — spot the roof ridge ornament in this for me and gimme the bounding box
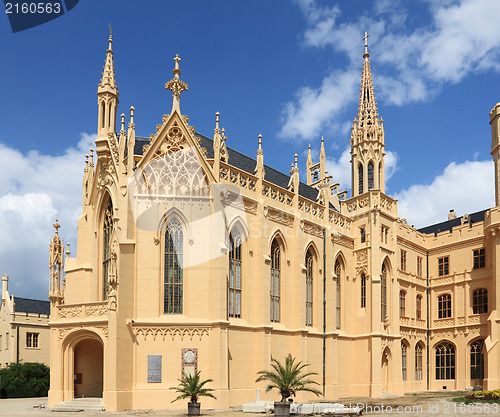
[165,54,189,114]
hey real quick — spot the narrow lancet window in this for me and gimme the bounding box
[229,233,242,318]
[102,199,113,300]
[305,250,313,326]
[270,240,281,323]
[358,164,364,195]
[335,259,342,329]
[381,263,387,322]
[164,218,183,314]
[368,162,374,190]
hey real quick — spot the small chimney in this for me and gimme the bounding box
[448,209,457,220]
[2,274,8,301]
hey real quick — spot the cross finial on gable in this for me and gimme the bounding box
[165,54,189,114]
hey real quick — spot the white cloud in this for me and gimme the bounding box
[394,160,494,228]
[279,70,359,140]
[0,134,95,300]
[281,0,500,140]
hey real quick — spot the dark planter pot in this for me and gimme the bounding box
[188,402,201,415]
[274,402,290,416]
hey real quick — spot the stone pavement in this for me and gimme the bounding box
[0,393,499,416]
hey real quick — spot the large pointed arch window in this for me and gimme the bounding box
[358,164,364,195]
[164,218,183,314]
[415,343,423,381]
[368,162,374,190]
[381,263,387,322]
[305,249,314,326]
[102,198,113,300]
[335,258,342,329]
[470,339,484,381]
[270,239,281,323]
[229,232,242,318]
[436,342,455,380]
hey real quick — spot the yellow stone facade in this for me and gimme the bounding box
[48,34,500,411]
[0,275,50,368]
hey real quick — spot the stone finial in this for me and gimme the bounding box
[130,106,135,125]
[165,54,189,114]
[53,218,61,234]
[120,113,126,132]
[214,111,220,134]
[66,243,71,257]
[258,134,263,153]
[89,148,94,167]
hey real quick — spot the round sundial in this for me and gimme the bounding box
[183,350,195,364]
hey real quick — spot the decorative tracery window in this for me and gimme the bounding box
[305,250,313,327]
[229,233,242,318]
[402,343,407,381]
[270,240,281,323]
[335,259,342,329]
[164,218,183,314]
[470,340,485,380]
[415,343,423,381]
[368,162,374,190]
[436,342,455,380]
[381,263,387,322]
[473,288,488,314]
[358,164,364,195]
[102,198,113,300]
[361,273,366,308]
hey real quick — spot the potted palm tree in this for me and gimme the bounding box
[170,371,216,415]
[256,353,321,416]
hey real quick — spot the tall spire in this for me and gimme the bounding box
[357,32,379,129]
[97,26,119,137]
[165,54,189,114]
[350,32,386,197]
[99,25,117,92]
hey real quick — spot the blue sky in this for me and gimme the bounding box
[1,0,499,299]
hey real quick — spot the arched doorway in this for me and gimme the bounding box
[73,338,103,398]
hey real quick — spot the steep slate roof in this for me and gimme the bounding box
[133,133,322,204]
[417,209,490,236]
[12,297,50,317]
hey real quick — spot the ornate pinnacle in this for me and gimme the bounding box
[165,54,189,114]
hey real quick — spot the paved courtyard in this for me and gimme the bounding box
[0,393,498,416]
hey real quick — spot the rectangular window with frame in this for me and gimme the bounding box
[229,235,242,318]
[473,248,485,269]
[438,294,452,319]
[438,256,449,276]
[360,227,366,243]
[380,225,389,244]
[417,256,423,277]
[399,291,406,317]
[26,332,39,348]
[416,295,422,320]
[400,250,407,271]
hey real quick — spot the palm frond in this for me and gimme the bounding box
[255,353,321,402]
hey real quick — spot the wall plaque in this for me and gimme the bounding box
[181,348,198,379]
[148,355,162,383]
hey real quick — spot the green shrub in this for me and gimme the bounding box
[0,362,50,398]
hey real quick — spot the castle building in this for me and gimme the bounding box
[0,274,50,368]
[47,32,500,411]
